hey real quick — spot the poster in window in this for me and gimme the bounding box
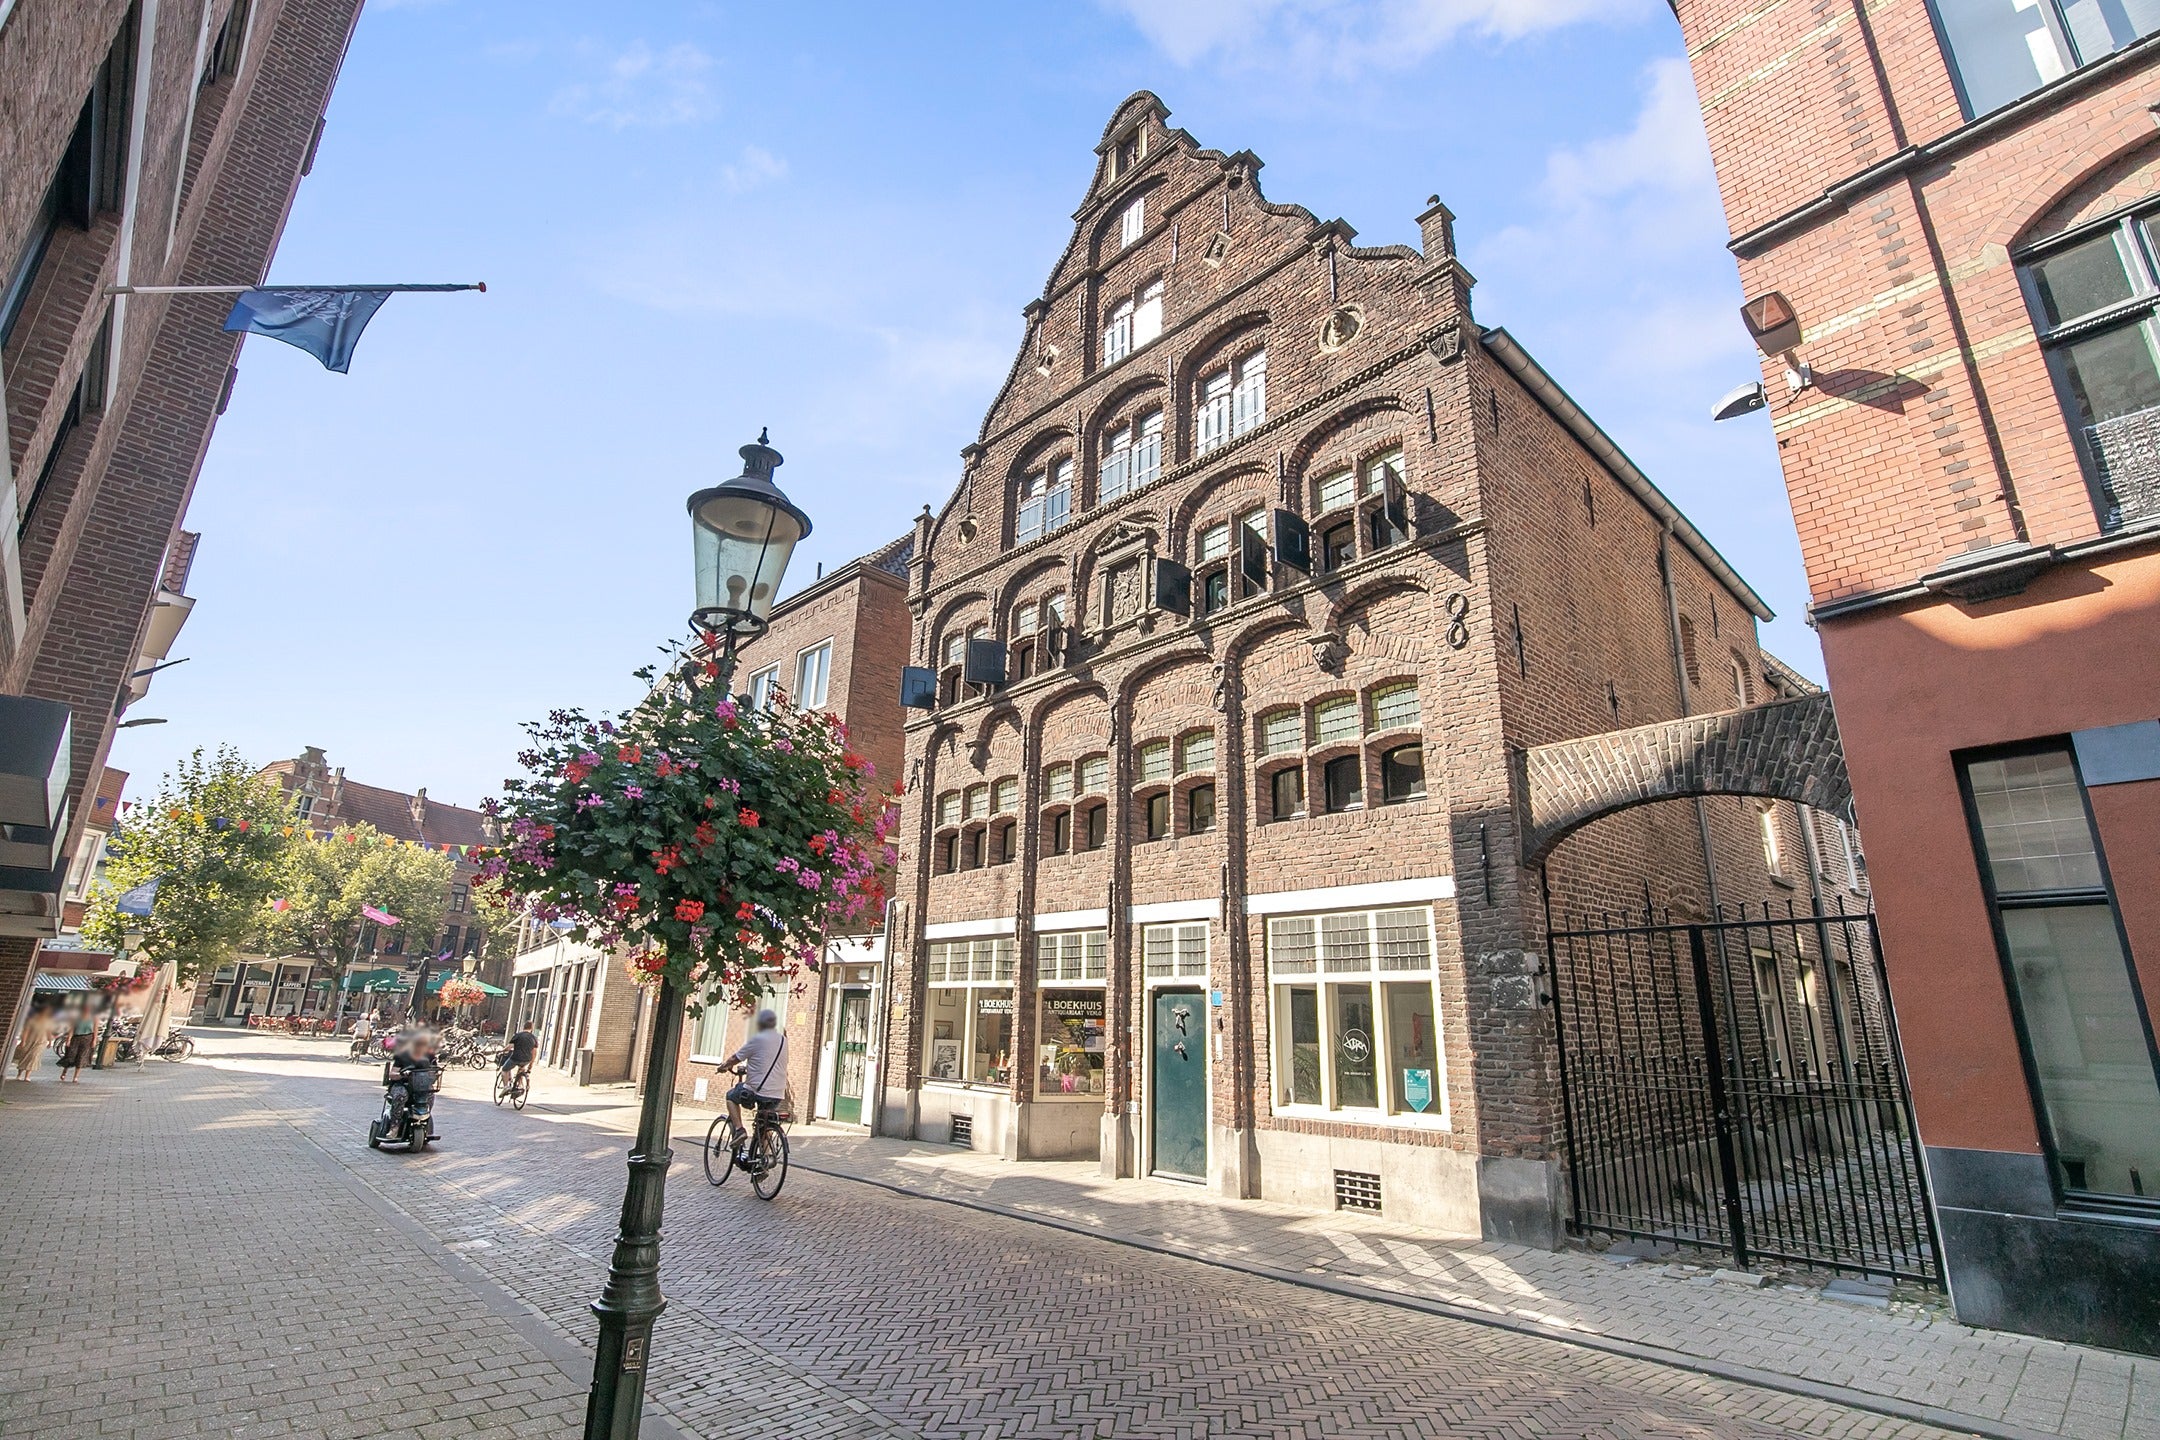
[929,1040,961,1080]
[1402,1068,1434,1113]
[1038,990,1108,1095]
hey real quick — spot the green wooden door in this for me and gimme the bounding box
[1150,989,1207,1180]
[833,991,870,1125]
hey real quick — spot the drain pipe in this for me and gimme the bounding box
[1659,525,1725,920]
[869,896,900,1136]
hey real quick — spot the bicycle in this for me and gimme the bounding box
[491,1064,530,1110]
[702,1095,789,1199]
[152,1026,194,1062]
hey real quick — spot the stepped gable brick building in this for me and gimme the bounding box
[1674,0,2160,1349]
[652,532,913,1125]
[885,93,1844,1243]
[0,0,363,1056]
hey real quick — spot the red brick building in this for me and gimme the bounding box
[665,535,914,1124]
[1674,0,2160,1348]
[885,94,1856,1245]
[0,0,362,1059]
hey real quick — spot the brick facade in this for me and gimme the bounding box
[1674,0,2160,1349]
[883,94,1853,1244]
[0,0,362,1059]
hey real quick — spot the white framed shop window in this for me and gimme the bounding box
[924,937,1016,1086]
[1266,905,1448,1128]
[1035,928,1108,1101]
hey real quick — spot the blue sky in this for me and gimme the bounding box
[111,0,1800,809]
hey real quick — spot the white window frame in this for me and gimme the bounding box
[794,640,833,711]
[924,938,1018,1087]
[1142,921,1209,983]
[689,1002,739,1064]
[1132,280,1164,349]
[1317,469,1356,513]
[1196,371,1233,455]
[1036,928,1110,1101]
[1104,297,1134,365]
[749,666,781,711]
[1121,196,1144,247]
[1016,459,1073,545]
[1231,350,1266,439]
[1197,522,1230,563]
[1266,906,1448,1127]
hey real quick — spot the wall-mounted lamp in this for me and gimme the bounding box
[1741,291,1813,393]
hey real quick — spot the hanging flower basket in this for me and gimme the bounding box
[474,664,897,1017]
[437,976,489,1009]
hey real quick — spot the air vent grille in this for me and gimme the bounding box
[1334,1168,1382,1212]
[949,1115,973,1147]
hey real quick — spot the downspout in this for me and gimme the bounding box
[870,895,899,1136]
[1659,526,1724,920]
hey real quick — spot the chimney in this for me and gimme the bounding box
[410,786,428,831]
[1417,196,1456,262]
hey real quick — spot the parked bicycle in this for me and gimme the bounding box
[702,1097,790,1199]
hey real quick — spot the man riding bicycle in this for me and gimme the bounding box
[497,1024,539,1083]
[719,1009,788,1155]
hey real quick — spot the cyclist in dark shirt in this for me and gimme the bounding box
[498,1026,539,1082]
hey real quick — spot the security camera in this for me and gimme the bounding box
[1712,381,1767,422]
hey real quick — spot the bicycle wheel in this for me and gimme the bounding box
[702,1114,736,1186]
[492,1071,510,1106]
[171,1036,195,1061]
[749,1126,789,1200]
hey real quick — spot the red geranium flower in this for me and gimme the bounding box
[674,899,705,922]
[617,744,642,764]
[694,821,716,848]
[738,808,760,828]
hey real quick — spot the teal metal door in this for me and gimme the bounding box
[832,991,869,1125]
[1150,990,1207,1180]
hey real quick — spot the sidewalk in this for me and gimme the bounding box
[779,1127,2159,1440]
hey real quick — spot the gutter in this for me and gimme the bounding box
[1481,329,1774,621]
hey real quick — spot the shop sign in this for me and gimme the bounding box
[979,996,1014,1013]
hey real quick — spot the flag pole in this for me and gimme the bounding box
[104,282,486,295]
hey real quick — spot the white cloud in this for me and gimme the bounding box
[721,144,789,194]
[1101,0,1653,73]
[548,40,714,129]
[1541,56,1714,207]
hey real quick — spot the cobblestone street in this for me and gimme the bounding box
[0,1032,2132,1439]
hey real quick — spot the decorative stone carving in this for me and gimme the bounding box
[1202,230,1231,267]
[1105,559,1145,627]
[1429,323,1464,363]
[1307,631,1345,675]
[1319,306,1364,353]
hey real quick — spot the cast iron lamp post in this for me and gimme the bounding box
[584,431,811,1440]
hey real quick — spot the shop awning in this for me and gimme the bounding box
[426,973,506,996]
[32,971,91,993]
[341,967,404,992]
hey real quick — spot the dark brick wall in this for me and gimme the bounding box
[0,0,362,1059]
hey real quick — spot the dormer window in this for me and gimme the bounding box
[1099,409,1163,504]
[1016,459,1073,544]
[1121,196,1145,249]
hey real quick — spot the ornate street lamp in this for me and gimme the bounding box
[585,430,809,1440]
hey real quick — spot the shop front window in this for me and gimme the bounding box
[923,937,1017,1086]
[1963,745,2160,1205]
[1267,907,1446,1121]
[1037,988,1108,1097]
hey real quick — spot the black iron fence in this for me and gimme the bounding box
[1547,902,1942,1284]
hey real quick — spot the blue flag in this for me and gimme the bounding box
[222,288,392,373]
[116,877,160,917]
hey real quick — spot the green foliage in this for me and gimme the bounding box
[479,666,897,1014]
[82,747,296,984]
[256,823,455,990]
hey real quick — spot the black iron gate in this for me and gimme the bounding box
[1547,902,1943,1284]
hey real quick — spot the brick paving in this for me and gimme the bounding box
[780,1135,2160,1440]
[0,1031,2128,1439]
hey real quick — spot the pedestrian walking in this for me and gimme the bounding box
[57,1005,97,1083]
[10,1003,57,1080]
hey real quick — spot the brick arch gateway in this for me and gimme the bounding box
[1520,693,1942,1286]
[1517,692,1851,866]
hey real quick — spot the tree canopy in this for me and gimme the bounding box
[82,747,296,984]
[255,823,455,989]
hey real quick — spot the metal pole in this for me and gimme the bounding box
[584,636,738,1438]
[1688,924,1751,1270]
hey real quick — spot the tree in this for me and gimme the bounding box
[82,747,297,984]
[466,872,523,964]
[256,823,455,999]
